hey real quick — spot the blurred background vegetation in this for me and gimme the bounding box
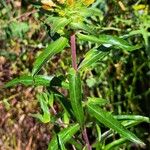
[0,0,149,149]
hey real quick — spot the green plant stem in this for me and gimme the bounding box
[82,127,92,150]
[70,32,77,71]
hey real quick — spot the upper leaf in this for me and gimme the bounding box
[78,47,109,71]
[32,37,68,75]
[77,33,141,51]
[45,17,71,35]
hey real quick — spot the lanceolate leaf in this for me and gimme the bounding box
[31,113,50,123]
[78,47,109,71]
[69,68,84,127]
[77,33,141,51]
[87,104,145,146]
[32,37,68,75]
[57,135,67,150]
[86,97,109,106]
[104,138,127,150]
[5,75,54,87]
[48,124,80,150]
[114,115,150,123]
[31,93,51,123]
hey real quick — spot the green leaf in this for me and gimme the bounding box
[87,104,145,146]
[63,112,70,125]
[77,33,141,51]
[48,87,74,117]
[86,97,109,106]
[45,17,71,35]
[114,115,150,123]
[57,135,67,150]
[96,124,101,142]
[69,68,84,127]
[80,7,103,17]
[32,37,68,75]
[78,47,109,71]
[101,119,148,144]
[31,112,50,123]
[6,21,29,38]
[37,93,51,114]
[104,138,127,150]
[53,18,71,35]
[70,22,94,34]
[68,138,83,150]
[4,75,54,87]
[31,93,51,123]
[48,124,80,150]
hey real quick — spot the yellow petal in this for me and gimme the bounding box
[132,4,148,10]
[41,0,56,7]
[66,0,74,5]
[57,0,65,4]
[83,0,95,6]
[42,5,54,11]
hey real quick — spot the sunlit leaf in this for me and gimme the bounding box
[78,47,109,71]
[31,93,51,123]
[31,112,50,123]
[77,33,141,51]
[45,17,71,35]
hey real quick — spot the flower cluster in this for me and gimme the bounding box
[41,0,95,11]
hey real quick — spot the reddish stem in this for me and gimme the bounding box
[82,128,92,150]
[70,33,91,149]
[70,32,77,70]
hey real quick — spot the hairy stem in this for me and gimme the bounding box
[70,32,77,70]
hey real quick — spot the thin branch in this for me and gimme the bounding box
[8,9,37,23]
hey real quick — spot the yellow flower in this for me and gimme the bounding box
[132,4,149,14]
[132,4,148,11]
[57,0,65,4]
[82,0,95,6]
[42,5,54,11]
[41,0,56,8]
[66,0,74,6]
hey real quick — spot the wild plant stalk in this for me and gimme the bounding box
[5,1,149,149]
[70,32,77,71]
[70,32,91,150]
